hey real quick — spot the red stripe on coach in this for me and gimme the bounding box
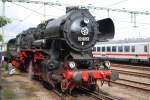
[92,52,150,57]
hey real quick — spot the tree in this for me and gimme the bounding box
[0,16,11,42]
[0,16,11,27]
[0,34,3,42]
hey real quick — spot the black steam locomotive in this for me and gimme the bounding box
[6,7,118,93]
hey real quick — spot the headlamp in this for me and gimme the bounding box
[68,61,76,69]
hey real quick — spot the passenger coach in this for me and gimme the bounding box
[93,40,150,63]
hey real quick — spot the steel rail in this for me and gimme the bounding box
[114,69,150,78]
[111,63,150,71]
[119,78,150,86]
[111,80,150,92]
[81,87,118,100]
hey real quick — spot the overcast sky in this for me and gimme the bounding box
[0,0,150,42]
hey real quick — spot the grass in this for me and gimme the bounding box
[0,78,17,100]
[1,88,16,100]
[0,68,16,100]
[0,86,2,100]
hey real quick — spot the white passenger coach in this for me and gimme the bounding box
[92,39,150,63]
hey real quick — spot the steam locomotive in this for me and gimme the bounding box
[5,7,118,93]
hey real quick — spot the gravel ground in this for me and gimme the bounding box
[1,68,150,100]
[0,69,97,100]
[97,80,150,100]
[104,64,150,100]
[0,69,60,100]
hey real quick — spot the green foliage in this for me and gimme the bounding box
[2,88,16,100]
[0,16,11,27]
[0,34,3,42]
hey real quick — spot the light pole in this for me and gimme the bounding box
[1,0,6,42]
[1,0,6,64]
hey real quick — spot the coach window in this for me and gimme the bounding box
[118,46,123,52]
[144,45,148,52]
[112,46,116,52]
[107,46,111,52]
[102,47,105,52]
[93,47,96,52]
[124,46,130,52]
[131,46,135,52]
[97,47,101,52]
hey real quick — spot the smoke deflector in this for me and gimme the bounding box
[97,18,115,41]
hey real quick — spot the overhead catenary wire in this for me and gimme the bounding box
[117,27,150,33]
[11,2,60,17]
[50,4,65,11]
[9,2,60,31]
[105,0,128,7]
[9,4,44,31]
[113,19,150,26]
[4,1,150,26]
[11,2,45,16]
[116,26,150,32]
[92,10,150,28]
[137,27,150,33]
[6,0,150,25]
[2,0,150,40]
[5,0,150,15]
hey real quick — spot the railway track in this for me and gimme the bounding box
[111,63,150,71]
[111,63,150,77]
[110,63,150,92]
[81,88,117,100]
[52,87,118,100]
[112,78,150,92]
[114,69,150,78]
[119,78,150,87]
[111,63,150,78]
